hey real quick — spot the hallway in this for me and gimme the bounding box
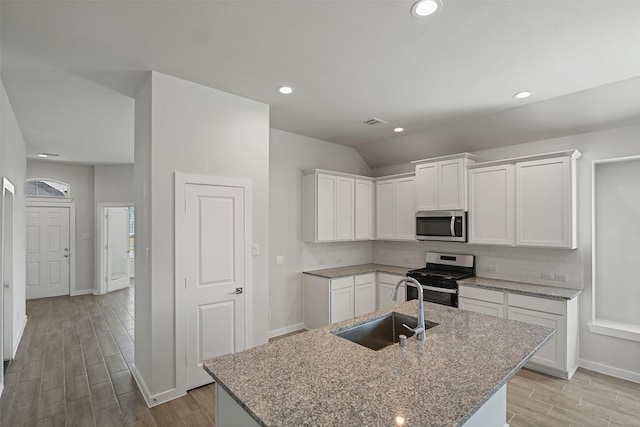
[0,287,215,426]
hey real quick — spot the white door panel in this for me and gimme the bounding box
[186,184,246,390]
[25,207,70,299]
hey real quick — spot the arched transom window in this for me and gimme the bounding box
[25,178,70,198]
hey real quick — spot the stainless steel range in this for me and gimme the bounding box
[406,252,475,307]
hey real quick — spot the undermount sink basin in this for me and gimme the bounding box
[332,312,438,351]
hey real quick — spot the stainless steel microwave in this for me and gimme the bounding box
[416,211,467,242]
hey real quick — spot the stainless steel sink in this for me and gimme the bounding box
[332,312,438,351]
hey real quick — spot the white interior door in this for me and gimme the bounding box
[106,207,130,292]
[25,207,70,299]
[185,183,246,390]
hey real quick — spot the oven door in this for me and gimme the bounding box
[406,284,458,307]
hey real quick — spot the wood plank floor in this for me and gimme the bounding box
[1,290,638,426]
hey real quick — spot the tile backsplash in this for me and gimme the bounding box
[303,241,373,270]
[372,240,583,289]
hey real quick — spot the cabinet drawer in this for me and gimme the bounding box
[378,273,403,285]
[459,285,504,304]
[330,276,354,290]
[354,273,375,286]
[508,293,564,315]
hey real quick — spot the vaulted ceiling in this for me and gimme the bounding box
[2,1,640,168]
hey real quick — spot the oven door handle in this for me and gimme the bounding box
[422,285,457,295]
[450,216,455,237]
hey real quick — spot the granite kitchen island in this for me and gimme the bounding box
[204,300,554,426]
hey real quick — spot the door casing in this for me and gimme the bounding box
[174,173,253,395]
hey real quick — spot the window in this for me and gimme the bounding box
[25,178,70,198]
[589,155,640,342]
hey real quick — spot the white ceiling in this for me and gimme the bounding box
[2,1,640,168]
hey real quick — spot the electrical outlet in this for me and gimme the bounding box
[554,273,568,282]
[487,267,498,274]
[267,311,272,323]
[541,272,553,280]
[318,260,325,266]
[252,244,260,256]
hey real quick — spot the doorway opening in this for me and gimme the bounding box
[2,177,15,374]
[97,204,135,295]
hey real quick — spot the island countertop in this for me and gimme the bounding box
[204,300,554,426]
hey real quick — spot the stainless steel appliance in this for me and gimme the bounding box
[406,252,475,307]
[415,210,467,242]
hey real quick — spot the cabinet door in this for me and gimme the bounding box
[468,164,515,245]
[516,157,573,248]
[395,177,416,241]
[331,286,354,324]
[416,163,438,211]
[376,180,395,239]
[379,282,405,309]
[459,297,504,318]
[508,306,565,372]
[354,283,376,317]
[439,158,465,210]
[335,177,355,240]
[316,174,336,241]
[355,179,374,240]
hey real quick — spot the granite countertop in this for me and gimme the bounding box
[303,263,414,278]
[204,300,554,427]
[459,277,582,300]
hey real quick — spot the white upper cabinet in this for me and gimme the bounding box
[354,179,375,240]
[468,150,580,249]
[516,156,575,248]
[304,170,373,243]
[468,164,515,245]
[335,176,355,241]
[415,162,438,211]
[413,153,478,211]
[376,175,416,241]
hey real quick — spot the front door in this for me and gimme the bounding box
[25,207,70,299]
[185,183,246,390]
[106,207,131,292]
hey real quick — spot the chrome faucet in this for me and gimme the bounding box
[392,277,426,341]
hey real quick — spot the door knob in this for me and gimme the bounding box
[64,254,69,258]
[234,287,243,295]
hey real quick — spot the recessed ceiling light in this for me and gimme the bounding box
[393,127,404,133]
[513,91,533,99]
[276,86,294,95]
[411,0,442,17]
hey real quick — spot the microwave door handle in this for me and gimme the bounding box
[450,216,455,237]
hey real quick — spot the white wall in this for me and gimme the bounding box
[26,160,95,293]
[1,79,28,361]
[134,71,270,402]
[268,129,372,336]
[94,164,134,203]
[371,123,640,381]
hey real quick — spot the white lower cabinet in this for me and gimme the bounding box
[378,273,405,310]
[304,273,377,329]
[354,273,376,317]
[458,285,578,379]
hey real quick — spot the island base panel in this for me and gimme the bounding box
[462,383,507,427]
[216,384,260,427]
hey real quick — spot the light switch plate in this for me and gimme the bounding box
[276,256,284,265]
[252,244,259,256]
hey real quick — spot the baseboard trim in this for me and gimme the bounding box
[13,316,28,358]
[70,289,95,296]
[268,323,305,339]
[579,358,640,384]
[130,364,186,407]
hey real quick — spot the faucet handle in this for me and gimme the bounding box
[402,323,424,336]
